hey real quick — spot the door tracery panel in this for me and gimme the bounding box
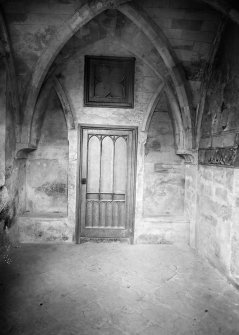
[78,127,136,241]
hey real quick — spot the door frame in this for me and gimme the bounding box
[75,124,138,244]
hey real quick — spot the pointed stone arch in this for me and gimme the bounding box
[29,77,75,148]
[15,76,75,158]
[21,0,132,144]
[21,0,192,152]
[141,83,165,133]
[141,83,189,152]
[119,2,192,142]
[53,77,75,131]
[29,80,53,148]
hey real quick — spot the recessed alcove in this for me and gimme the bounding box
[140,94,188,245]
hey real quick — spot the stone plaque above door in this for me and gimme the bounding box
[84,55,135,108]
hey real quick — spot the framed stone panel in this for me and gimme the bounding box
[84,55,135,108]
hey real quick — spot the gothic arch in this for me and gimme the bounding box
[28,77,75,149]
[141,83,188,152]
[48,32,187,151]
[141,83,165,133]
[29,80,53,148]
[53,77,75,131]
[119,2,192,139]
[21,0,193,151]
[21,0,131,144]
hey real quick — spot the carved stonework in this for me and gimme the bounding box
[177,150,198,165]
[84,55,135,108]
[199,146,239,167]
[89,0,131,10]
[15,145,37,159]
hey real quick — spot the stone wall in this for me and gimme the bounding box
[2,0,221,110]
[0,60,20,255]
[197,166,233,272]
[16,9,190,243]
[143,109,185,218]
[0,0,227,248]
[184,164,198,248]
[58,40,159,126]
[24,91,68,215]
[141,0,221,107]
[200,20,239,150]
[16,24,164,242]
[140,108,187,245]
[16,89,69,242]
[197,20,239,285]
[196,165,239,285]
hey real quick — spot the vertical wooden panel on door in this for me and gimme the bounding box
[77,126,137,242]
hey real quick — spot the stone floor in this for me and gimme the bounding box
[1,243,239,335]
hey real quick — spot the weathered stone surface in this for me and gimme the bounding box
[2,0,239,293]
[184,164,198,248]
[200,20,239,148]
[17,215,72,242]
[196,165,239,284]
[22,91,69,216]
[183,58,208,81]
[135,216,189,245]
[171,18,203,31]
[199,146,239,166]
[0,0,222,123]
[16,20,168,243]
[143,111,185,218]
[212,132,236,147]
[230,168,239,280]
[0,70,6,186]
[0,187,14,243]
[58,35,161,127]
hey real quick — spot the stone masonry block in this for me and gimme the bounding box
[4,1,27,13]
[201,20,219,32]
[7,13,69,26]
[181,30,214,43]
[169,0,206,9]
[215,187,228,203]
[199,137,212,149]
[48,1,76,15]
[170,38,194,49]
[140,0,171,7]
[171,19,203,31]
[193,42,211,56]
[212,133,236,148]
[175,49,197,62]
[145,8,220,21]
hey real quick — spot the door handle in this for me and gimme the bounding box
[81,178,87,185]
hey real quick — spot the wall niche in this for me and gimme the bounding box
[143,100,185,218]
[25,90,69,216]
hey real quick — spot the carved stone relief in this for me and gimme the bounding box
[199,146,239,167]
[84,55,135,108]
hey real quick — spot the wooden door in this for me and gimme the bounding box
[78,126,137,242]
